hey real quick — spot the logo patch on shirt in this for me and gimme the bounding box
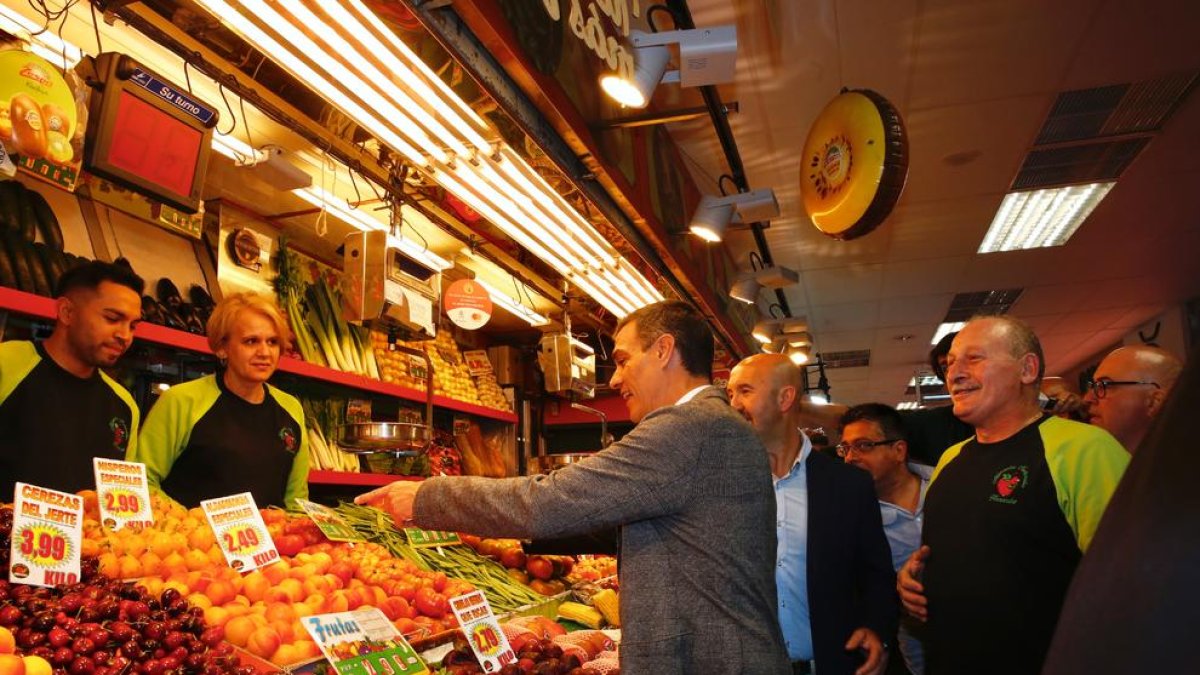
[109,417,129,449]
[280,426,298,453]
[990,465,1029,504]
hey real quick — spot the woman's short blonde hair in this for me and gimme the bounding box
[206,292,292,354]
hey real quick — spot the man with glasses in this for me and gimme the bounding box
[729,354,897,675]
[896,316,1129,675]
[1083,344,1183,453]
[838,404,933,674]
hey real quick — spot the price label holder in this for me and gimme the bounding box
[201,492,279,573]
[303,607,428,675]
[10,482,83,587]
[404,527,461,557]
[297,499,365,543]
[462,350,493,376]
[449,590,515,671]
[93,458,154,531]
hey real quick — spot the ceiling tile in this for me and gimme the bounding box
[1012,283,1095,316]
[881,257,970,298]
[814,328,876,352]
[1018,313,1065,337]
[803,264,885,304]
[1048,308,1135,335]
[1063,1,1200,89]
[878,293,954,328]
[886,197,996,262]
[810,302,881,333]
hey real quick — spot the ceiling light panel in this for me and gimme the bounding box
[979,183,1114,253]
[192,0,661,317]
[931,321,965,346]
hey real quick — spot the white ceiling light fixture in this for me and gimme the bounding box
[0,5,85,68]
[787,344,813,366]
[690,188,780,242]
[471,278,550,327]
[192,0,662,319]
[930,321,965,346]
[978,182,1115,253]
[806,393,829,406]
[753,316,810,346]
[896,401,919,410]
[600,26,738,109]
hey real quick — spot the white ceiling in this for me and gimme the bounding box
[665,0,1200,405]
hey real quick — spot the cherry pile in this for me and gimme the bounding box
[0,507,256,675]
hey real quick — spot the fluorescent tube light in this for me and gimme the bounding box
[896,401,919,410]
[471,278,550,327]
[0,6,84,68]
[930,321,964,346]
[978,183,1115,253]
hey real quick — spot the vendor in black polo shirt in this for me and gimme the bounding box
[0,261,145,499]
[135,292,309,508]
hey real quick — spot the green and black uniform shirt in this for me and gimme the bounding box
[0,340,139,499]
[134,373,309,509]
[921,414,1128,675]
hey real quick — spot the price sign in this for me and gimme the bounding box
[296,499,365,543]
[303,607,428,675]
[462,350,493,376]
[449,591,514,671]
[201,492,279,573]
[93,459,154,531]
[403,528,462,549]
[10,483,83,587]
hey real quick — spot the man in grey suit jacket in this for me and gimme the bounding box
[360,301,790,674]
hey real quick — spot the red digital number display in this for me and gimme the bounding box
[105,91,202,201]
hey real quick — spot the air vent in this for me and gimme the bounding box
[1012,138,1149,190]
[821,349,871,368]
[1034,73,1198,145]
[944,288,1023,322]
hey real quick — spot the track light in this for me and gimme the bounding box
[729,272,762,304]
[753,316,812,348]
[728,262,799,304]
[600,26,738,109]
[690,188,780,242]
[752,320,780,344]
[787,345,813,366]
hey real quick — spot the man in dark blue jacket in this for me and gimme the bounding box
[730,354,898,675]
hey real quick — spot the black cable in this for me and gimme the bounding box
[646,3,674,33]
[718,174,737,197]
[749,251,764,271]
[767,302,784,319]
[237,93,253,150]
[87,0,103,54]
[182,59,193,93]
[216,81,237,135]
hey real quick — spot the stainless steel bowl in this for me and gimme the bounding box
[338,422,431,455]
[533,452,596,474]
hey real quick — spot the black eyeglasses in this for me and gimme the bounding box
[1084,379,1160,399]
[835,438,901,458]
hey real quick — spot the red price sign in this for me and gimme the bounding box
[221,525,262,554]
[103,489,142,516]
[17,524,70,566]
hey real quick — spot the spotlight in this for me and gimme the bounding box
[752,319,781,344]
[786,331,813,348]
[600,26,738,109]
[729,271,762,304]
[689,188,780,242]
[787,345,813,366]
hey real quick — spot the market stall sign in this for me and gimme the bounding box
[538,0,638,79]
[0,49,82,188]
[463,349,493,376]
[449,590,515,671]
[302,607,428,675]
[9,482,83,587]
[403,527,462,549]
[296,499,366,543]
[201,492,280,572]
[443,279,492,330]
[93,458,154,531]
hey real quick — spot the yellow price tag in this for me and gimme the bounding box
[101,488,143,517]
[220,524,263,554]
[16,523,72,567]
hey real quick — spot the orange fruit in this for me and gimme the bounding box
[150,533,175,559]
[275,579,304,603]
[295,640,321,660]
[242,572,270,603]
[264,603,296,624]
[161,552,187,574]
[0,627,15,654]
[139,551,163,576]
[270,644,299,667]
[324,591,350,613]
[20,656,50,675]
[207,546,225,566]
[187,527,215,551]
[184,549,211,572]
[117,555,143,579]
[224,616,256,648]
[205,579,236,606]
[302,576,332,597]
[186,593,213,610]
[262,562,290,586]
[203,606,231,628]
[270,620,294,643]
[122,534,147,558]
[0,654,24,675]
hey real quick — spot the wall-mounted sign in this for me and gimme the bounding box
[0,49,82,187]
[443,279,493,330]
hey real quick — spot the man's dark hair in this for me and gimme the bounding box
[930,330,957,383]
[55,260,145,298]
[839,402,907,441]
[972,314,1045,382]
[615,300,713,379]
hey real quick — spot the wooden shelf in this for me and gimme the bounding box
[307,470,424,487]
[0,286,518,422]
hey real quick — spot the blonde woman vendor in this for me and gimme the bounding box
[135,292,309,508]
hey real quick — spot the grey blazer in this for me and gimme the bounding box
[413,386,791,674]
